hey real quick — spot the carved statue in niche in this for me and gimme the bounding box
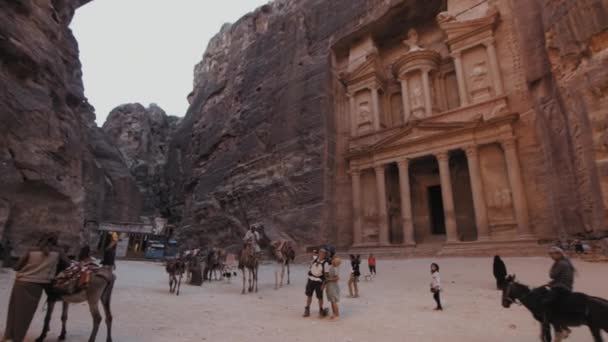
[402,28,424,52]
[469,61,491,101]
[487,188,515,222]
[357,101,373,134]
[409,77,425,118]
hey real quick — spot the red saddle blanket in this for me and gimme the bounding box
[53,261,101,294]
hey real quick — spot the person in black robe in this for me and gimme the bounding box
[493,255,507,290]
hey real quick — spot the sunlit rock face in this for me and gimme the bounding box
[169,0,607,251]
[0,0,141,253]
[103,103,180,217]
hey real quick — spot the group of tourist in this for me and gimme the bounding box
[302,247,394,320]
[301,244,577,320]
[1,231,118,342]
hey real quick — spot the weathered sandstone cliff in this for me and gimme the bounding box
[0,0,141,254]
[168,0,446,249]
[103,103,180,217]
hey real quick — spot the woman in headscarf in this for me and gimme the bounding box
[2,232,68,342]
[493,255,507,290]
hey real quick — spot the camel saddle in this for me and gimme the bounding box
[52,261,103,295]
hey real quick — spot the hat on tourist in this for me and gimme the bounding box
[548,246,565,255]
[319,247,328,253]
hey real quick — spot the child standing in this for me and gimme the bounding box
[430,263,442,310]
[368,254,376,276]
[326,256,341,320]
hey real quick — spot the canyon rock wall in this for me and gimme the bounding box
[168,0,445,249]
[0,0,141,254]
[103,103,180,217]
[513,0,608,235]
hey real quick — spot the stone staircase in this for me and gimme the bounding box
[344,239,550,259]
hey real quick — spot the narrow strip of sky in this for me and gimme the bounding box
[71,0,269,126]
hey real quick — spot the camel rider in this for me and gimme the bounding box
[243,226,261,254]
[543,246,575,328]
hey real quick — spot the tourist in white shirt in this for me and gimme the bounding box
[303,248,329,318]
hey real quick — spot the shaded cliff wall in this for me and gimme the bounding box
[167,0,445,249]
[103,103,180,217]
[512,0,608,236]
[0,0,141,254]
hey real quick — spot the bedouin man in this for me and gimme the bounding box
[543,246,576,333]
[243,225,261,254]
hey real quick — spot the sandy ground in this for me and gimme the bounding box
[1,256,607,342]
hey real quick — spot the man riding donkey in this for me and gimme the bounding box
[543,246,576,337]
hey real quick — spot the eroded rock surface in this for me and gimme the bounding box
[513,0,608,235]
[0,0,141,253]
[103,103,180,216]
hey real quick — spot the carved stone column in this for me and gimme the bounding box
[464,145,490,241]
[375,164,389,245]
[348,93,357,137]
[351,169,362,246]
[421,68,433,117]
[484,40,504,96]
[502,138,532,237]
[399,79,411,123]
[436,152,459,243]
[452,51,469,106]
[371,86,381,131]
[397,159,415,245]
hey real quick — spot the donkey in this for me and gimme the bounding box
[502,275,608,342]
[36,263,116,342]
[166,257,186,296]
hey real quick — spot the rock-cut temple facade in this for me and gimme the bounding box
[328,0,608,250]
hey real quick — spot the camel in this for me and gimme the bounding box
[36,264,116,342]
[166,257,186,296]
[238,242,258,294]
[252,225,296,290]
[269,240,296,290]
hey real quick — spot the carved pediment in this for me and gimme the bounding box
[341,54,387,87]
[437,6,499,45]
[371,119,482,150]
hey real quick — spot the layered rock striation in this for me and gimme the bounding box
[0,0,141,254]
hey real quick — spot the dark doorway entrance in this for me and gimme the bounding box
[428,185,446,235]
